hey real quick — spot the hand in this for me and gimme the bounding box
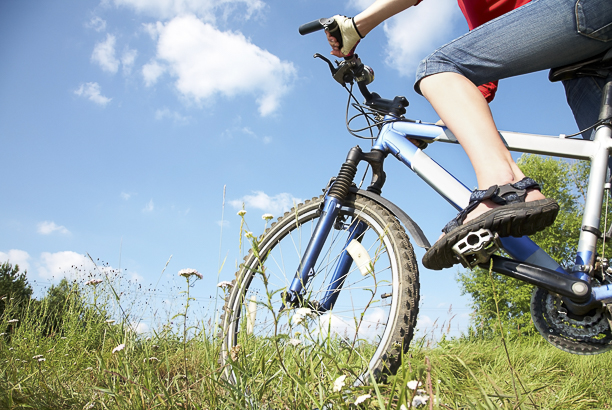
[326,15,363,57]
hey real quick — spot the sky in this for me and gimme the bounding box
[0,0,582,338]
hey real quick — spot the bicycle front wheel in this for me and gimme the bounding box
[219,193,419,384]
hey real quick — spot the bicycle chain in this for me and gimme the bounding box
[531,286,612,355]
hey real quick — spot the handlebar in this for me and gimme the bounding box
[299,18,409,117]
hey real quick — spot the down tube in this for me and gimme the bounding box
[375,121,568,273]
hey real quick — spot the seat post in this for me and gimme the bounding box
[599,76,612,122]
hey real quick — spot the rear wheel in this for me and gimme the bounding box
[219,193,419,384]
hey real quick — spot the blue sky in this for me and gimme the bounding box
[0,0,581,337]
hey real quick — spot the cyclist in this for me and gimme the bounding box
[325,0,612,270]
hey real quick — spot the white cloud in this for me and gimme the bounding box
[142,60,166,86]
[74,82,112,106]
[147,14,295,116]
[92,34,120,73]
[0,250,31,273]
[37,221,70,235]
[37,251,94,280]
[347,0,376,10]
[155,108,190,123]
[113,0,265,21]
[120,191,134,200]
[129,321,150,334]
[143,199,155,212]
[230,191,301,216]
[383,0,461,76]
[86,16,107,32]
[121,48,138,74]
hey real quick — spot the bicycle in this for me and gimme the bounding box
[219,18,612,385]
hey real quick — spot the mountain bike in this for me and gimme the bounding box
[219,18,612,385]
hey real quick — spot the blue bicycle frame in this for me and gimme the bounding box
[288,114,612,310]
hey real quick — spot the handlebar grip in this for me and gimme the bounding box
[299,17,343,51]
[299,18,327,35]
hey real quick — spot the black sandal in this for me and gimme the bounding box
[422,177,559,270]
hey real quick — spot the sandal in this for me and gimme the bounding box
[422,177,559,270]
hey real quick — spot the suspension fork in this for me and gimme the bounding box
[284,146,386,310]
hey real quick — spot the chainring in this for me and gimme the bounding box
[531,286,612,355]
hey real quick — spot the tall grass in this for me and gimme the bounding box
[1,243,611,409]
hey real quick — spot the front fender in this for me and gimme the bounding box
[352,187,431,249]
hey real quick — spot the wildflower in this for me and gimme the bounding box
[85,279,103,286]
[105,319,115,324]
[178,269,203,279]
[230,344,241,361]
[407,380,422,390]
[291,307,313,325]
[112,343,125,354]
[355,394,371,405]
[333,375,347,392]
[38,358,46,362]
[217,281,234,289]
[400,405,408,410]
[144,357,159,363]
[8,319,18,323]
[237,210,246,217]
[412,394,429,408]
[287,338,301,347]
[0,333,6,336]
[32,355,43,360]
[245,231,255,239]
[85,367,93,371]
[262,213,274,221]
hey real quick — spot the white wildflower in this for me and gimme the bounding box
[287,338,301,347]
[217,281,234,289]
[400,405,408,410]
[355,394,371,405]
[32,355,43,360]
[8,319,18,323]
[85,279,103,286]
[333,374,347,392]
[112,343,125,354]
[1,296,7,300]
[85,367,93,371]
[237,210,247,217]
[407,380,422,390]
[105,319,115,324]
[412,394,429,407]
[144,357,159,363]
[245,231,255,239]
[0,333,6,336]
[178,269,203,279]
[38,358,46,362]
[291,307,313,325]
[262,213,274,221]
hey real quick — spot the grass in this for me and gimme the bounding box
[1,270,611,410]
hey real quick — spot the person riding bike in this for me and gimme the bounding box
[325,0,612,270]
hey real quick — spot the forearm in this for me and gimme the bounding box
[354,0,420,36]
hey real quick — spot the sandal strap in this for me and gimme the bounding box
[441,177,541,234]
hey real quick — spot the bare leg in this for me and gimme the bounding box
[419,72,545,223]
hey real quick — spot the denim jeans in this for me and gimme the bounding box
[414,0,612,139]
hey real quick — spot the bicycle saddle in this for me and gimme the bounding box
[549,48,612,82]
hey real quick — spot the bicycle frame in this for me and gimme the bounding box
[287,82,612,313]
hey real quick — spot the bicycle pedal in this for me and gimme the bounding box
[452,228,501,269]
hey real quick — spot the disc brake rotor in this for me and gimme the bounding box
[531,286,612,355]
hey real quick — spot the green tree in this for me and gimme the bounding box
[458,155,589,337]
[0,261,33,320]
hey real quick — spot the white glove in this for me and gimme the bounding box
[332,15,364,56]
